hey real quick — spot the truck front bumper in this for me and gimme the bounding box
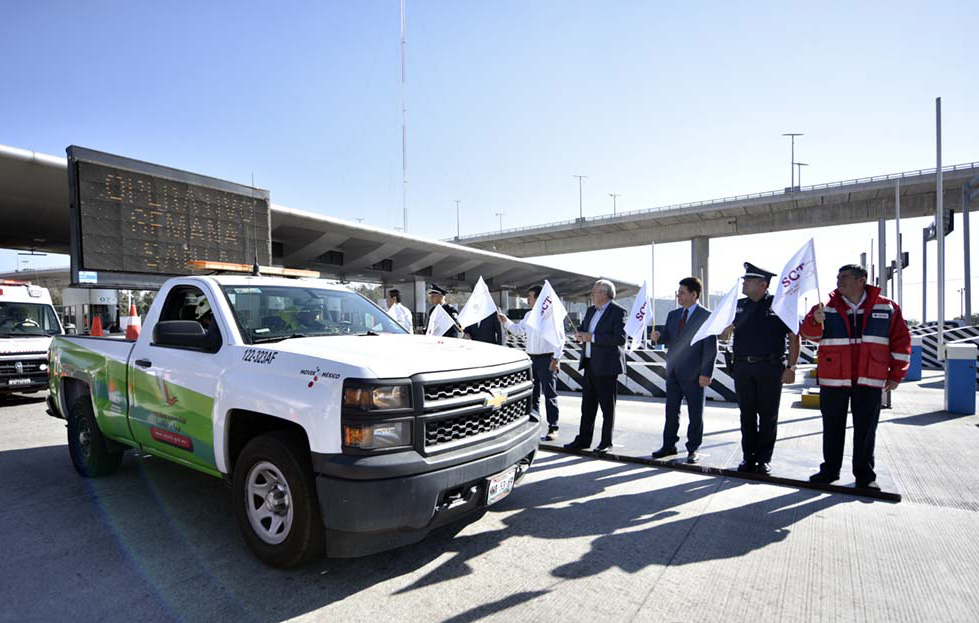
[313,422,539,557]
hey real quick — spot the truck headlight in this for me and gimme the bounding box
[343,421,411,450]
[343,384,411,411]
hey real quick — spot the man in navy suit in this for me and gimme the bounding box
[564,279,627,454]
[464,314,504,345]
[651,277,717,463]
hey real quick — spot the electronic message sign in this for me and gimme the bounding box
[67,146,271,288]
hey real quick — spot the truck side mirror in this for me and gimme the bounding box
[153,320,219,352]
[64,323,77,335]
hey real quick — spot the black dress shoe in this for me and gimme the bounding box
[651,447,677,459]
[756,462,772,475]
[686,451,700,464]
[809,471,840,484]
[593,444,612,454]
[856,480,880,490]
[736,461,756,473]
[563,441,587,450]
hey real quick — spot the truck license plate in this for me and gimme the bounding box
[486,466,517,506]
[8,378,31,386]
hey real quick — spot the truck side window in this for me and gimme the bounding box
[157,286,222,351]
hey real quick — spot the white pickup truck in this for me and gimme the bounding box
[1,279,63,395]
[48,273,537,567]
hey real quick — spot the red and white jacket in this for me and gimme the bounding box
[800,286,911,389]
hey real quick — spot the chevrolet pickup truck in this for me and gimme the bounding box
[48,273,537,567]
[1,280,63,395]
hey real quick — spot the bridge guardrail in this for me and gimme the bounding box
[454,161,979,242]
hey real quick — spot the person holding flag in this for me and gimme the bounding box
[458,277,504,345]
[426,284,460,338]
[721,262,801,475]
[498,284,564,440]
[564,279,626,454]
[650,277,715,463]
[801,263,910,490]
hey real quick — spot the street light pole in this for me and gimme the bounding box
[495,212,505,232]
[795,162,809,188]
[608,193,621,215]
[782,133,803,190]
[573,175,587,219]
[454,200,461,238]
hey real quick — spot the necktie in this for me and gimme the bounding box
[679,308,688,333]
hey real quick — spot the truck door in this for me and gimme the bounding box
[128,284,226,474]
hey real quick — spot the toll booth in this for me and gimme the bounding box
[62,288,119,334]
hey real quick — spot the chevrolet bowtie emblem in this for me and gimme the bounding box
[484,389,507,410]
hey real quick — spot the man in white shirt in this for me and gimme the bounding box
[497,285,562,440]
[386,289,414,333]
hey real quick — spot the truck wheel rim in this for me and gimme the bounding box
[245,461,294,545]
[76,415,92,461]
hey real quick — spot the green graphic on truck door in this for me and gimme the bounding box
[129,368,217,473]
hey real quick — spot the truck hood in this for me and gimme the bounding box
[266,334,527,377]
[0,336,53,356]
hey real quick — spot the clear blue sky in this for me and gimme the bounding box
[2,1,977,320]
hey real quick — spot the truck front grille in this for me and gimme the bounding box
[424,397,530,447]
[424,369,530,403]
[0,360,44,375]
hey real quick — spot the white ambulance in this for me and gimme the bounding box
[0,279,63,395]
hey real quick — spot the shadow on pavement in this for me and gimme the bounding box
[0,443,848,623]
[885,410,972,426]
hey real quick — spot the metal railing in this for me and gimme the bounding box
[453,161,979,242]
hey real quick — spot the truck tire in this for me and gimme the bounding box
[233,430,325,568]
[67,397,124,477]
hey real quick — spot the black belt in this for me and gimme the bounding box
[528,353,553,358]
[735,355,784,364]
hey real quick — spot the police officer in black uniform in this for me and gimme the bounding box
[722,263,801,474]
[427,284,460,338]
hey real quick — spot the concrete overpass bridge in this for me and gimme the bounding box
[454,162,979,294]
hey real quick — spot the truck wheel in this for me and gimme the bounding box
[233,431,325,568]
[67,397,123,477]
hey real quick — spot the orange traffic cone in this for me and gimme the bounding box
[90,315,103,336]
[125,304,141,340]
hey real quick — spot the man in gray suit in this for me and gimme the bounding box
[650,276,717,463]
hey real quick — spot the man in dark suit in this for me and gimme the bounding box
[564,279,626,454]
[651,276,716,463]
[464,314,504,345]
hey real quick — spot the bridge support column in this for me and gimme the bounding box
[414,277,427,325]
[691,236,709,300]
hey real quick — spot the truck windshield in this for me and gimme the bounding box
[0,302,62,337]
[222,285,408,343]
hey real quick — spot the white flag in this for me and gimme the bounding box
[690,277,742,346]
[624,281,651,351]
[771,239,820,334]
[455,276,498,328]
[525,280,568,351]
[426,304,456,337]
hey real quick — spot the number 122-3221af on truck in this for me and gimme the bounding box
[47,274,538,568]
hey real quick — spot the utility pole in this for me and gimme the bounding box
[400,0,408,232]
[454,200,461,239]
[608,193,621,215]
[937,97,945,359]
[495,212,505,232]
[573,175,587,219]
[782,133,803,190]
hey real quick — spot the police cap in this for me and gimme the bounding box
[427,283,448,295]
[743,262,776,281]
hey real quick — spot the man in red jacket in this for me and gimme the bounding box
[801,264,911,490]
